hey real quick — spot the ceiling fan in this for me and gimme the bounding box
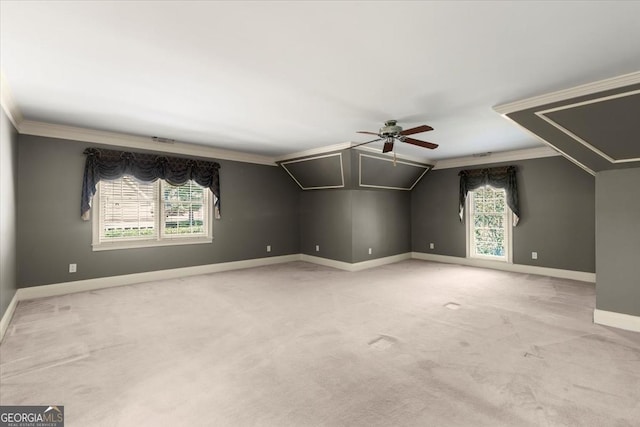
[352,120,438,153]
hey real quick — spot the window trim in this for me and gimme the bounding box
[465,186,513,263]
[92,178,213,251]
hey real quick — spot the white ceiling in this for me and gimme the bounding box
[2,1,639,161]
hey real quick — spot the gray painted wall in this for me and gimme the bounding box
[300,189,411,264]
[411,167,464,257]
[300,190,353,262]
[352,190,411,263]
[595,168,640,316]
[17,135,301,287]
[412,156,596,273]
[1,108,18,318]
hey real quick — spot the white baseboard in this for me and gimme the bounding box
[0,292,19,342]
[594,309,640,333]
[13,254,301,304]
[301,253,412,272]
[411,252,596,283]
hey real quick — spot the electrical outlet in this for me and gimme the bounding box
[315,245,320,252]
[368,248,372,255]
[429,243,435,249]
[69,263,77,273]
[266,245,271,252]
[531,252,538,260]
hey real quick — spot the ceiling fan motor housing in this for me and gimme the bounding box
[380,120,402,137]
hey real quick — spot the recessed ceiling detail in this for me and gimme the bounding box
[535,90,640,163]
[280,153,345,190]
[359,154,430,191]
[278,149,433,191]
[495,73,640,175]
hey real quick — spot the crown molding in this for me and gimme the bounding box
[493,71,640,115]
[19,120,277,166]
[0,70,24,130]
[432,146,561,170]
[276,142,353,162]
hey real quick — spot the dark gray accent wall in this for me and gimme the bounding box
[512,157,595,271]
[596,168,640,316]
[1,108,18,319]
[300,190,353,263]
[352,190,411,263]
[17,135,300,287]
[411,167,465,257]
[300,189,411,264]
[412,156,596,273]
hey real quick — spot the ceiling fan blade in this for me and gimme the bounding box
[382,141,394,153]
[399,125,433,136]
[350,138,382,149]
[357,131,381,136]
[403,137,439,149]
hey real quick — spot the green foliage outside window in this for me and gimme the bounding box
[472,187,507,257]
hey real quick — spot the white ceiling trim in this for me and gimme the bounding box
[4,74,571,172]
[534,89,640,164]
[433,146,561,171]
[276,142,353,162]
[0,70,23,130]
[19,120,276,166]
[493,71,640,115]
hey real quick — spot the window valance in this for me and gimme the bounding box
[459,166,520,225]
[81,147,220,220]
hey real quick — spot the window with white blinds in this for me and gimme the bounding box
[93,176,212,250]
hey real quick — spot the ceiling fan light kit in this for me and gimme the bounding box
[354,119,439,154]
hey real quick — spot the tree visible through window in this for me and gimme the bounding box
[467,186,511,261]
[94,175,212,249]
[162,180,207,237]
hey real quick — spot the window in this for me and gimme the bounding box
[466,186,512,262]
[93,176,212,250]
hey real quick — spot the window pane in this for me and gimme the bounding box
[470,187,508,260]
[162,181,208,238]
[99,176,157,241]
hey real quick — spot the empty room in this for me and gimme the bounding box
[1,1,639,426]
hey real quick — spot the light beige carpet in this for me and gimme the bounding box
[1,260,639,426]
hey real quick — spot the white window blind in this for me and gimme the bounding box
[94,176,212,250]
[99,176,158,242]
[161,180,209,239]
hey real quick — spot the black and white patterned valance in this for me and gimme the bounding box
[81,148,220,220]
[459,166,520,225]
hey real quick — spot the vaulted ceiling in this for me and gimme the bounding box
[1,1,639,164]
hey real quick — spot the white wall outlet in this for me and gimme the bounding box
[266,245,271,253]
[69,263,77,273]
[368,248,372,255]
[429,243,435,249]
[315,245,320,252]
[531,252,538,260]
